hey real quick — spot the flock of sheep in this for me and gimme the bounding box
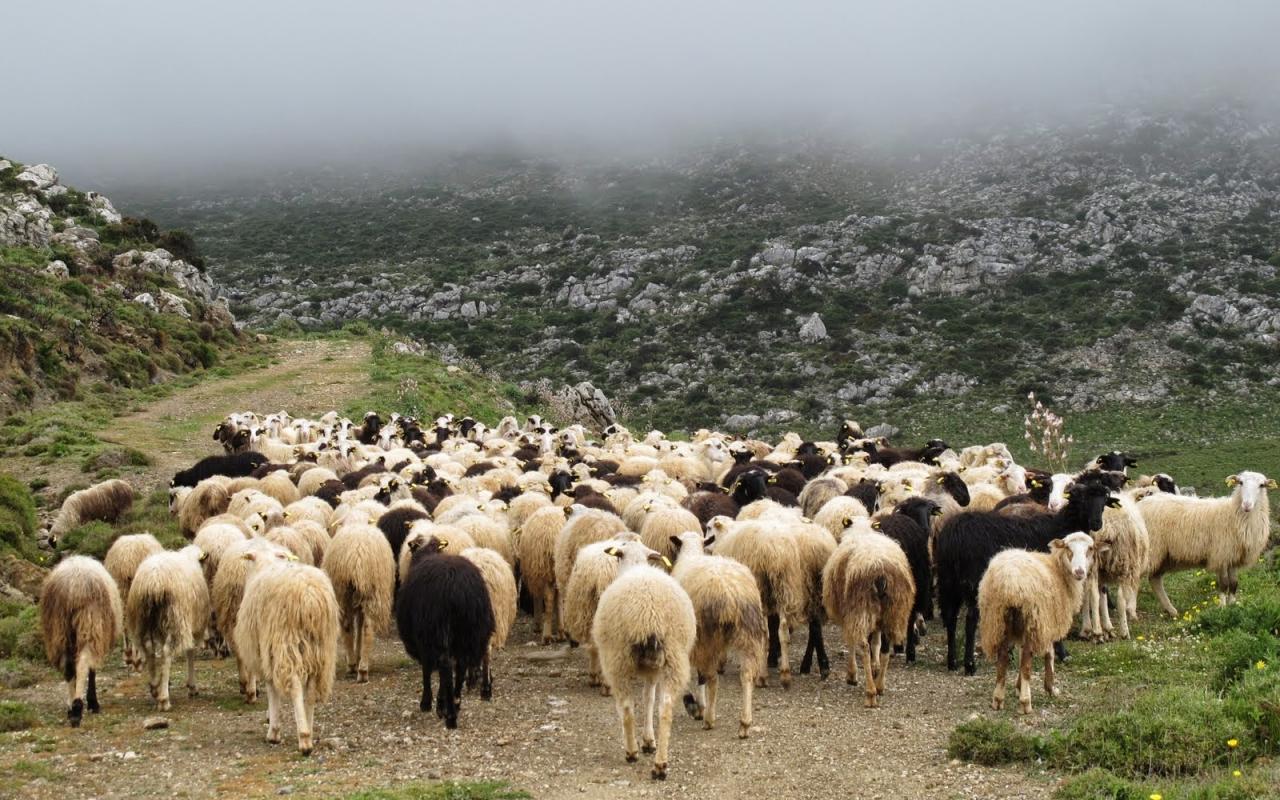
[37,411,1275,780]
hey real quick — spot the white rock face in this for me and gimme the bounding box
[113,248,216,302]
[43,260,69,279]
[15,163,58,190]
[87,191,122,224]
[799,312,828,342]
[157,290,190,318]
[133,292,158,312]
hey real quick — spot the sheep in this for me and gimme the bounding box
[622,492,678,533]
[459,546,518,699]
[172,451,269,488]
[978,532,1101,714]
[508,490,552,528]
[265,525,316,565]
[297,467,340,497]
[562,534,642,689]
[670,532,765,738]
[103,533,163,669]
[396,535,495,729]
[591,540,696,780]
[934,473,1115,675]
[452,513,515,566]
[638,507,702,561]
[38,556,123,726]
[377,505,430,561]
[398,524,476,582]
[553,507,628,611]
[870,497,940,659]
[799,476,849,520]
[822,520,915,707]
[708,515,808,688]
[514,505,568,644]
[1047,473,1151,641]
[291,519,331,566]
[682,486,739,531]
[47,479,135,543]
[1139,471,1275,616]
[212,537,292,702]
[235,556,340,755]
[813,495,870,540]
[323,524,396,682]
[126,545,211,710]
[192,522,249,585]
[176,479,232,538]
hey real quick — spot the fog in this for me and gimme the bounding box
[4,0,1280,186]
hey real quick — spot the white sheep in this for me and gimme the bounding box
[513,505,567,644]
[39,556,123,726]
[978,532,1101,714]
[670,531,766,738]
[235,557,340,755]
[821,520,915,707]
[103,533,163,669]
[562,533,641,690]
[323,523,395,682]
[212,537,292,702]
[126,545,211,710]
[553,507,628,610]
[1139,470,1275,616]
[591,540,696,780]
[48,479,135,543]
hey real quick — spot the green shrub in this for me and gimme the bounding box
[0,472,41,561]
[1054,768,1147,800]
[1196,594,1280,639]
[1052,687,1254,777]
[56,520,116,559]
[339,782,530,800]
[1226,668,1280,755]
[0,604,42,660]
[947,717,1044,766]
[0,701,38,732]
[0,656,41,689]
[1210,630,1280,690]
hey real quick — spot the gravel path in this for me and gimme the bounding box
[4,619,1055,799]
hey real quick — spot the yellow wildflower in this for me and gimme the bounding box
[1227,738,1239,748]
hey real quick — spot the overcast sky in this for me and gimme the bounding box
[4,0,1280,185]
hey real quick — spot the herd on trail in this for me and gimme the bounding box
[38,412,1275,780]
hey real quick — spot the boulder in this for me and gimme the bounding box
[798,312,828,342]
[15,163,58,191]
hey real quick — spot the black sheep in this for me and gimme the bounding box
[768,467,807,497]
[872,498,940,662]
[357,412,382,445]
[396,537,495,729]
[548,470,574,499]
[682,489,738,531]
[378,507,429,560]
[568,486,619,515]
[341,463,387,491]
[730,469,769,507]
[1094,450,1138,472]
[934,473,1116,675]
[171,451,269,488]
[845,479,880,514]
[314,479,347,508]
[864,439,949,468]
[793,454,830,480]
[463,461,496,478]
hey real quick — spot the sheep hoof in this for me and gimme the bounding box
[266,730,281,744]
[1019,703,1032,715]
[682,693,700,719]
[68,699,84,728]
[445,718,458,730]
[963,664,977,677]
[819,667,831,679]
[863,695,878,709]
[737,722,750,739]
[754,677,767,688]
[299,747,312,757]
[598,686,611,698]
[651,764,667,780]
[625,752,638,763]
[779,670,792,689]
[346,666,357,677]
[157,699,171,712]
[641,741,655,754]
[1048,686,1060,698]
[846,675,858,686]
[702,720,713,730]
[356,670,369,684]
[187,686,198,698]
[991,697,1004,711]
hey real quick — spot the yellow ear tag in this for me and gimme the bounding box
[287,554,298,562]
[661,556,672,569]
[871,520,881,530]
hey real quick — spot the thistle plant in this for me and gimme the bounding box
[1024,391,1073,472]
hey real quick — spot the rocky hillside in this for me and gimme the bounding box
[0,158,243,415]
[123,100,1280,434]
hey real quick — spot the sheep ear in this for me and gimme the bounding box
[605,546,621,558]
[241,552,256,561]
[931,507,944,517]
[1048,538,1066,551]
[871,519,881,530]
[668,535,682,551]
[1106,495,1122,508]
[936,477,945,485]
[1267,479,1278,490]
[1225,475,1240,487]
[842,517,852,528]
[1094,543,1111,555]
[703,533,715,548]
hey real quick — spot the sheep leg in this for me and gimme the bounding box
[861,637,878,708]
[941,599,960,672]
[1126,578,1139,620]
[146,652,159,700]
[1017,645,1033,714]
[1099,586,1116,639]
[480,650,493,701]
[1149,574,1178,618]
[905,614,919,664]
[186,648,198,698]
[157,655,172,711]
[1044,647,1058,698]
[738,659,755,739]
[1224,567,1240,605]
[872,631,887,696]
[290,677,313,755]
[1112,585,1130,639]
[641,680,657,753]
[440,659,458,729]
[843,624,859,686]
[777,615,792,688]
[683,674,706,720]
[963,605,979,676]
[342,620,357,676]
[87,668,99,714]
[703,672,719,730]
[539,589,553,644]
[613,675,638,763]
[265,682,282,744]
[419,664,433,712]
[992,643,1009,710]
[808,617,830,677]
[766,613,780,669]
[1078,572,1096,638]
[356,610,370,683]
[652,685,674,781]
[69,653,89,727]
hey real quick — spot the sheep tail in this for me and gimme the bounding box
[63,627,76,682]
[874,575,889,604]
[1004,607,1024,639]
[632,633,664,671]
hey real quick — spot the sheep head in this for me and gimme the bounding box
[1227,471,1273,512]
[1051,532,1105,581]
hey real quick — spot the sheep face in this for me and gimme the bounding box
[1053,532,1101,581]
[1153,474,1177,494]
[1227,471,1274,512]
[935,472,971,506]
[1095,451,1138,472]
[700,437,729,465]
[1046,474,1074,512]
